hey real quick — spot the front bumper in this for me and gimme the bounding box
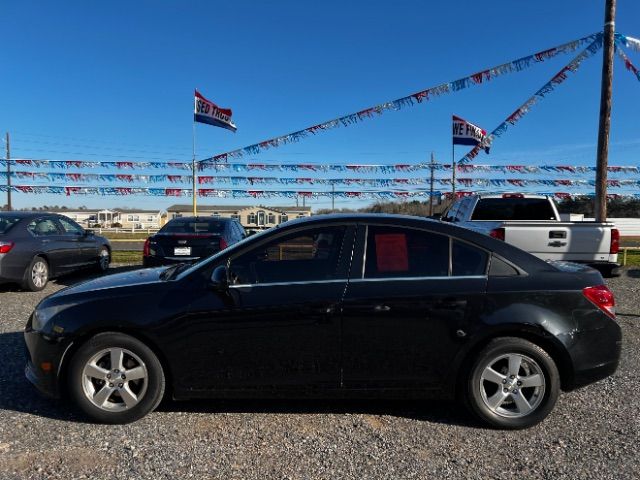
[23,328,73,399]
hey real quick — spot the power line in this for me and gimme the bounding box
[13,131,193,153]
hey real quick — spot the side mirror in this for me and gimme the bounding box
[210,265,229,291]
[84,229,94,236]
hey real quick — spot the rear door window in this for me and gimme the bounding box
[364,226,449,278]
[452,240,488,276]
[28,218,60,236]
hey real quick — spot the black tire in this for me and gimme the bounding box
[95,246,110,272]
[23,256,49,292]
[67,332,165,424]
[466,337,560,429]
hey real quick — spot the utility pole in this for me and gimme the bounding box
[5,132,11,212]
[429,152,436,216]
[595,0,616,222]
[331,183,335,212]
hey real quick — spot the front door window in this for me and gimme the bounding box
[229,226,346,285]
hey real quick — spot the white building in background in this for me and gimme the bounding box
[46,208,167,229]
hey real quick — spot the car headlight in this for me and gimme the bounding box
[31,305,65,331]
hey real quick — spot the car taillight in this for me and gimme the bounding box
[490,228,505,241]
[610,228,619,254]
[502,193,524,198]
[143,238,151,257]
[583,285,616,319]
[0,241,14,254]
[219,238,228,250]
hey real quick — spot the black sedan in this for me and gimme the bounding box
[24,214,621,428]
[0,212,111,291]
[142,216,246,267]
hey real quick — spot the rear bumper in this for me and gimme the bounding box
[0,254,26,283]
[563,318,622,390]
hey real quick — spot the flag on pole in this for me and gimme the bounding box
[452,115,489,153]
[194,90,237,132]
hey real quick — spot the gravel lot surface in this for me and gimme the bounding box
[0,266,638,479]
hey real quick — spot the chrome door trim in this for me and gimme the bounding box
[229,279,349,289]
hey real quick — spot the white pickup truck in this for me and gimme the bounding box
[441,194,620,275]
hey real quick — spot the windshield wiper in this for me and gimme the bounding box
[159,263,187,281]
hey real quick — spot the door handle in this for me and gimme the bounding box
[548,241,567,247]
[549,230,567,239]
[373,304,391,312]
[41,239,51,244]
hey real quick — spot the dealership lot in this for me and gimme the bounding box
[1,267,638,479]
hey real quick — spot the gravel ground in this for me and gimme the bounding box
[0,266,638,479]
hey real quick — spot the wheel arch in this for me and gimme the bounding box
[453,327,574,398]
[59,327,174,400]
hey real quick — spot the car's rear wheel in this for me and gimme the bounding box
[68,332,165,424]
[96,247,110,272]
[24,256,49,291]
[466,337,560,429]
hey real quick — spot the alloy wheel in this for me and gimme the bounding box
[478,353,546,418]
[31,261,48,289]
[81,347,149,412]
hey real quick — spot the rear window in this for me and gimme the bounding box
[0,216,21,234]
[471,198,556,221]
[160,220,226,234]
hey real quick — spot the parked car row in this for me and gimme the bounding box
[24,214,621,428]
[0,212,111,291]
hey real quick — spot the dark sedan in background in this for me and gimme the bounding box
[142,216,246,267]
[0,212,111,291]
[25,214,621,428]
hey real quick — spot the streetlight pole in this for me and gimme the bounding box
[595,0,617,222]
[5,132,11,212]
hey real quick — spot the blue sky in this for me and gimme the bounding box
[1,0,640,211]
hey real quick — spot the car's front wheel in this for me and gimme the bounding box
[466,337,560,429]
[68,332,165,424]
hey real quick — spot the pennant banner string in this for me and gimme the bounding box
[616,33,640,53]
[2,184,639,201]
[458,34,604,165]
[1,171,639,188]
[199,33,601,166]
[614,42,640,82]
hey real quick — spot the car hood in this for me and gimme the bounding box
[51,267,167,298]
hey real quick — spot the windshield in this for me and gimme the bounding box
[160,219,226,234]
[0,216,21,234]
[172,226,275,280]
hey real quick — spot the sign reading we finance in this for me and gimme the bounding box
[452,115,487,146]
[194,90,237,132]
